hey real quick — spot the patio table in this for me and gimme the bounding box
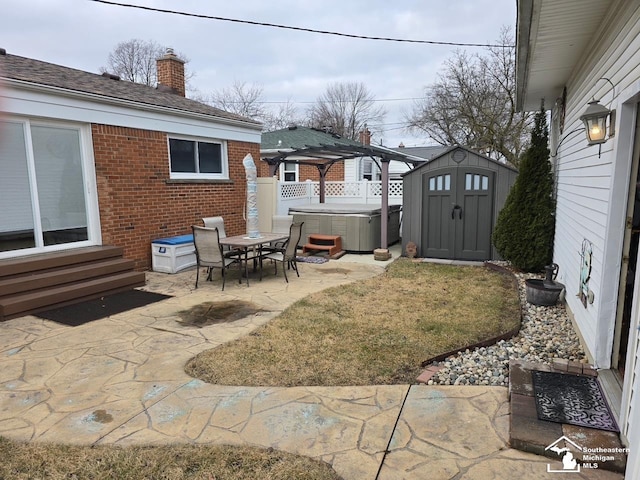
[220,232,289,286]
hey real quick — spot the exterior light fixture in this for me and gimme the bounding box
[580,100,611,145]
[578,77,617,147]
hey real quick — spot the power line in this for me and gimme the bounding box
[88,0,513,48]
[219,97,425,105]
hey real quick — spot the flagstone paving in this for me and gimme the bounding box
[0,256,625,479]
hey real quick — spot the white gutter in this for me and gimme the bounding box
[515,0,535,112]
[1,77,263,132]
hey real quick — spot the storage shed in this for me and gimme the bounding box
[402,146,518,261]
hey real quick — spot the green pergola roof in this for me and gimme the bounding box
[260,126,425,250]
[261,126,424,169]
[262,126,362,150]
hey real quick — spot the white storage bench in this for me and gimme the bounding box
[151,234,196,273]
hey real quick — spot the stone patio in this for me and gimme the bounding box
[0,249,626,479]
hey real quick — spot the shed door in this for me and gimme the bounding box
[422,168,494,260]
[422,170,455,258]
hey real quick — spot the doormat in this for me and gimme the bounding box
[36,290,172,326]
[296,256,329,264]
[532,370,619,432]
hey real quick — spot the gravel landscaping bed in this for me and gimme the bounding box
[426,264,587,387]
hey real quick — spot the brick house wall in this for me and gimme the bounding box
[297,163,345,182]
[92,124,260,270]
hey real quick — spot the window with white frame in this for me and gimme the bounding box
[280,161,299,182]
[168,136,228,179]
[361,158,381,181]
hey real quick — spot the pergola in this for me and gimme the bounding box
[261,132,424,250]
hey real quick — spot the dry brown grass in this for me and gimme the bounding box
[186,259,520,386]
[0,438,341,480]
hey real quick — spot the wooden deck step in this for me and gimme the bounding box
[0,271,145,319]
[0,246,124,278]
[303,234,343,257]
[0,246,145,321]
[0,258,136,297]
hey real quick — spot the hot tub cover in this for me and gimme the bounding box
[288,203,401,215]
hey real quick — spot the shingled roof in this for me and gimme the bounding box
[0,50,261,128]
[261,125,364,150]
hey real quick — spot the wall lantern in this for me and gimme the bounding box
[551,78,616,159]
[580,100,612,145]
[579,77,616,147]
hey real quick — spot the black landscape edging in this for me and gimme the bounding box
[420,261,523,367]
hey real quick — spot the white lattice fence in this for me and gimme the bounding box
[366,181,403,198]
[389,181,403,197]
[279,182,309,199]
[325,182,362,197]
[367,182,382,197]
[276,180,404,214]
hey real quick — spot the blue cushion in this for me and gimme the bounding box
[152,234,194,245]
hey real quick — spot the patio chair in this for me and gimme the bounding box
[272,215,294,233]
[268,215,294,250]
[192,225,240,291]
[203,216,238,256]
[202,216,227,238]
[260,222,304,282]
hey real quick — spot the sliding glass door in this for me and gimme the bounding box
[0,119,96,255]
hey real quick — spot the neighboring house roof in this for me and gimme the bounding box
[389,145,449,161]
[516,0,615,111]
[0,50,261,128]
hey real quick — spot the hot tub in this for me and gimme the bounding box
[288,203,401,252]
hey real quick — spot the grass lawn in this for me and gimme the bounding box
[186,259,521,386]
[0,439,341,480]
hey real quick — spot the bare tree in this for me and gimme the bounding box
[307,82,385,141]
[101,39,192,88]
[405,28,531,166]
[207,80,267,119]
[206,81,302,131]
[262,98,302,132]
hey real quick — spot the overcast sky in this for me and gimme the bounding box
[2,0,516,148]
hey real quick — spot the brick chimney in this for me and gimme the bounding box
[359,127,371,145]
[156,48,185,97]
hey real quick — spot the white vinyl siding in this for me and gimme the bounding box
[547,3,640,464]
[551,2,640,367]
[2,83,261,144]
[343,158,358,182]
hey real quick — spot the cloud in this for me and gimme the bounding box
[2,0,515,147]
